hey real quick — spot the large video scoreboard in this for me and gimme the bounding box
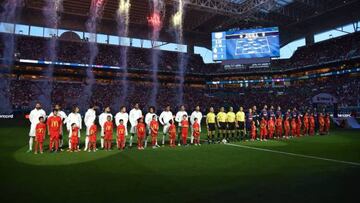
[212,27,280,61]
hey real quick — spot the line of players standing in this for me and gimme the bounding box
[27,103,203,154]
[27,102,331,154]
[205,105,331,144]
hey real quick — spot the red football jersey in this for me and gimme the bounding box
[47,116,62,133]
[275,118,282,127]
[325,116,330,126]
[89,124,97,142]
[169,124,176,138]
[260,119,267,129]
[71,126,79,137]
[181,120,189,135]
[319,116,325,126]
[117,124,126,138]
[35,123,46,141]
[150,120,159,135]
[297,117,302,125]
[268,120,275,130]
[284,119,290,128]
[193,122,200,137]
[90,124,97,136]
[137,123,146,137]
[303,115,309,125]
[104,121,113,134]
[309,116,315,126]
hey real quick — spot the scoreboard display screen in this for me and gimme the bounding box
[212,27,280,61]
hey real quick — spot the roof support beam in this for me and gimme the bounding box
[167,0,275,16]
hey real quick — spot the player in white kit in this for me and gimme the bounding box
[28,102,46,152]
[65,106,82,150]
[115,106,129,148]
[190,105,203,144]
[175,105,188,146]
[99,106,113,149]
[129,103,143,148]
[144,106,158,148]
[159,105,174,146]
[84,104,98,151]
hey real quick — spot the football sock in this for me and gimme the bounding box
[101,138,104,148]
[29,137,34,151]
[129,135,133,147]
[84,136,89,150]
[144,136,148,148]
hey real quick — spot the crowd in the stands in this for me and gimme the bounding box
[1,35,209,73]
[1,31,359,74]
[7,75,359,114]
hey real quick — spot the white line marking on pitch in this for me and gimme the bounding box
[225,143,360,167]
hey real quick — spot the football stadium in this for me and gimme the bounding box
[0,0,360,202]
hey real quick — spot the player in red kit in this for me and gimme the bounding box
[267,117,275,139]
[117,119,126,150]
[89,122,97,152]
[181,115,189,145]
[34,116,46,154]
[136,117,146,150]
[169,120,176,147]
[47,109,62,152]
[193,118,201,146]
[104,115,113,150]
[275,116,283,139]
[303,112,309,136]
[250,121,256,141]
[291,118,297,137]
[325,113,331,135]
[260,117,267,141]
[319,113,325,135]
[70,123,80,152]
[284,116,290,139]
[309,113,315,136]
[150,115,159,149]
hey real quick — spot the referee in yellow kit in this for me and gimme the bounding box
[206,107,216,144]
[217,107,227,143]
[226,107,236,142]
[236,106,246,141]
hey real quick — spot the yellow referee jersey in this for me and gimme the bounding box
[206,112,216,123]
[236,111,245,122]
[217,112,227,123]
[226,112,236,123]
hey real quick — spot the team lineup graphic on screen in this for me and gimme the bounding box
[212,27,280,61]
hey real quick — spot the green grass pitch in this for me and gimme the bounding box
[0,118,359,203]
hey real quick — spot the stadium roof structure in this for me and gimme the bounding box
[11,0,360,47]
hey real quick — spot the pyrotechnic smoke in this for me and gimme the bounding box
[171,0,184,40]
[82,0,106,109]
[0,0,23,114]
[148,0,165,108]
[39,0,63,111]
[115,0,131,107]
[171,0,186,106]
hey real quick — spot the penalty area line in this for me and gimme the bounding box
[225,143,360,167]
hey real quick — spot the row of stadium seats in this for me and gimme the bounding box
[0,34,212,74]
[1,31,359,74]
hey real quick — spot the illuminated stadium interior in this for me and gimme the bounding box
[0,1,360,202]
